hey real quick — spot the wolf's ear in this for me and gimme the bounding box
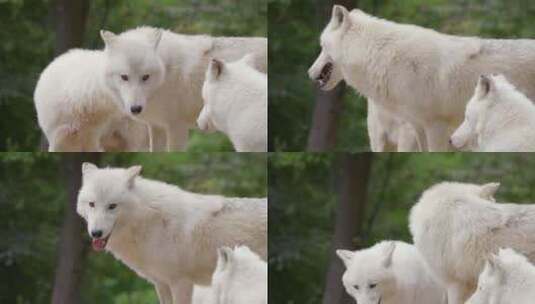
[208,59,224,81]
[331,5,350,29]
[336,249,354,268]
[479,182,500,201]
[150,29,163,50]
[382,241,396,268]
[217,247,234,269]
[241,53,256,69]
[486,254,505,283]
[82,162,98,176]
[100,30,117,48]
[477,75,494,98]
[125,165,142,189]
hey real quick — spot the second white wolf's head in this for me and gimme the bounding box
[101,27,166,116]
[337,241,398,304]
[466,248,535,304]
[450,74,530,150]
[76,163,142,251]
[212,246,267,304]
[198,54,266,133]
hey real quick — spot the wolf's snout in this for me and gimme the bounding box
[91,230,103,238]
[130,105,143,114]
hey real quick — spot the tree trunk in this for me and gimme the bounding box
[51,153,99,304]
[306,0,356,152]
[322,153,373,304]
[41,0,90,151]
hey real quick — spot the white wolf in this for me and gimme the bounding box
[409,181,535,304]
[367,101,420,152]
[466,248,535,304]
[34,49,149,152]
[336,241,445,304]
[76,163,267,304]
[450,74,535,152]
[209,246,267,304]
[100,27,267,151]
[197,55,267,152]
[308,5,535,151]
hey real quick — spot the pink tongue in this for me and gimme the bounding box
[92,239,107,251]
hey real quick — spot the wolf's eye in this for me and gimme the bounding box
[353,285,359,290]
[121,74,129,81]
[141,74,150,81]
[89,202,95,208]
[108,203,117,210]
[369,283,377,289]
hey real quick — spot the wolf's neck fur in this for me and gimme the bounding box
[481,94,535,145]
[342,10,470,104]
[107,177,223,258]
[157,30,213,80]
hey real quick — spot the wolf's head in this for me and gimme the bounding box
[466,248,529,304]
[308,5,352,91]
[337,241,398,304]
[212,246,267,303]
[450,74,526,150]
[101,28,166,116]
[198,54,262,133]
[76,163,142,251]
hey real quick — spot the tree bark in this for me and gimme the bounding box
[41,0,90,151]
[51,153,99,304]
[322,153,373,304]
[307,84,347,151]
[306,0,356,152]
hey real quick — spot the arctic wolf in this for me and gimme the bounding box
[210,246,267,304]
[308,5,535,151]
[100,27,267,151]
[367,101,420,152]
[450,74,535,152]
[197,55,267,152]
[34,49,150,152]
[336,241,445,304]
[466,248,535,304]
[409,181,535,304]
[76,163,267,304]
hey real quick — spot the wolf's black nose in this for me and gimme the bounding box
[130,105,143,114]
[91,230,103,238]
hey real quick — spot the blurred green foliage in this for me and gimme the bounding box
[269,0,535,151]
[0,152,267,303]
[269,153,535,303]
[0,0,267,151]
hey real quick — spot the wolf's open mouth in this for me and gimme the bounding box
[92,235,110,251]
[317,62,333,88]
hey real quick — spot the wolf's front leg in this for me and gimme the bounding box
[149,125,167,152]
[424,121,451,152]
[154,282,173,304]
[170,279,193,304]
[397,123,420,152]
[447,282,471,304]
[165,123,189,152]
